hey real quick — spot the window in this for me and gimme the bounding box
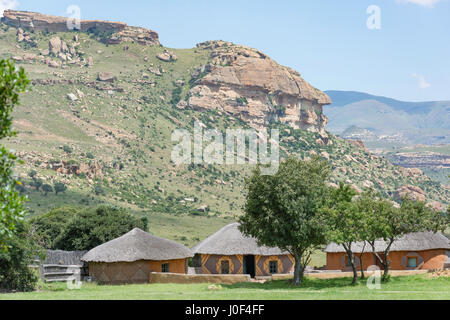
[269,261,278,274]
[407,257,417,268]
[346,256,352,267]
[221,260,230,274]
[161,263,170,273]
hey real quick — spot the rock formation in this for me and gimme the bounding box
[188,41,332,141]
[394,185,426,202]
[2,10,159,46]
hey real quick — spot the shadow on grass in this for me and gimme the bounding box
[223,277,366,291]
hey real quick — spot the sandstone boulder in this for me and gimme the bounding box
[156,49,177,62]
[394,185,426,202]
[148,67,162,76]
[67,93,78,101]
[47,60,60,68]
[49,37,63,55]
[98,72,114,82]
[176,100,188,110]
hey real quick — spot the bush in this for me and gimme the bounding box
[62,145,73,154]
[54,182,67,195]
[42,206,147,251]
[30,207,78,249]
[42,184,53,195]
[0,221,42,292]
[93,183,105,196]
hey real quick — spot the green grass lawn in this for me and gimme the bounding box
[1,275,448,300]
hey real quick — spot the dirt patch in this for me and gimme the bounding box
[428,269,450,278]
[14,119,74,143]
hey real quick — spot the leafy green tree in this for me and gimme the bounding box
[32,178,43,191]
[54,182,67,195]
[62,145,73,154]
[28,170,37,179]
[358,191,447,281]
[30,206,78,249]
[0,220,42,291]
[42,184,53,196]
[0,59,30,250]
[53,206,147,251]
[239,156,330,285]
[321,183,362,285]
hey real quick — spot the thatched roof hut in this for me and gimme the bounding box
[192,223,294,277]
[192,222,287,256]
[82,228,193,284]
[82,228,193,263]
[324,232,450,253]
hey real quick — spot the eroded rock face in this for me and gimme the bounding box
[394,185,426,202]
[2,10,159,46]
[188,41,331,140]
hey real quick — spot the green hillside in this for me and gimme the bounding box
[1,22,448,243]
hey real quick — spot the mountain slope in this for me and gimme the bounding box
[324,91,450,145]
[0,12,447,239]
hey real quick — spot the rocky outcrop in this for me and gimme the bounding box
[188,41,331,141]
[156,49,178,62]
[108,26,159,46]
[2,10,159,46]
[394,185,426,202]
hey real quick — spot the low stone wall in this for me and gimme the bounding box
[149,272,251,284]
[272,269,429,281]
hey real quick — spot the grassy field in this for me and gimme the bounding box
[1,275,448,300]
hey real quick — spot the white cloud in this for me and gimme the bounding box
[0,0,19,17]
[412,73,431,89]
[397,0,445,7]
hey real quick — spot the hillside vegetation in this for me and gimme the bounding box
[0,22,447,243]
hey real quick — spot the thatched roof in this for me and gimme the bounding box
[192,223,289,256]
[44,250,88,266]
[324,232,450,253]
[82,228,193,263]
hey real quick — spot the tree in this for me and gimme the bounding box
[32,178,43,191]
[28,170,37,179]
[0,220,42,291]
[42,184,53,196]
[239,156,330,285]
[359,191,447,281]
[52,206,147,251]
[321,182,361,285]
[0,59,30,250]
[54,182,67,195]
[30,206,78,249]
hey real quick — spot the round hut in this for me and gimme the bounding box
[325,232,450,271]
[192,223,294,277]
[82,228,193,284]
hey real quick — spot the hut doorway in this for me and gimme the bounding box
[244,255,256,278]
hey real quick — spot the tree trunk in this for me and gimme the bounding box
[359,242,366,280]
[293,255,304,286]
[382,240,394,282]
[370,241,385,269]
[344,245,358,285]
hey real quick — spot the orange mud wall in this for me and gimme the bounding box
[326,249,447,271]
[89,259,188,284]
[197,254,294,276]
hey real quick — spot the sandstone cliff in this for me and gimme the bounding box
[2,10,159,46]
[188,41,332,141]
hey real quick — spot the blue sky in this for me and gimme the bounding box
[2,0,450,102]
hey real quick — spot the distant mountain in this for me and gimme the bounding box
[325,90,450,114]
[323,91,450,146]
